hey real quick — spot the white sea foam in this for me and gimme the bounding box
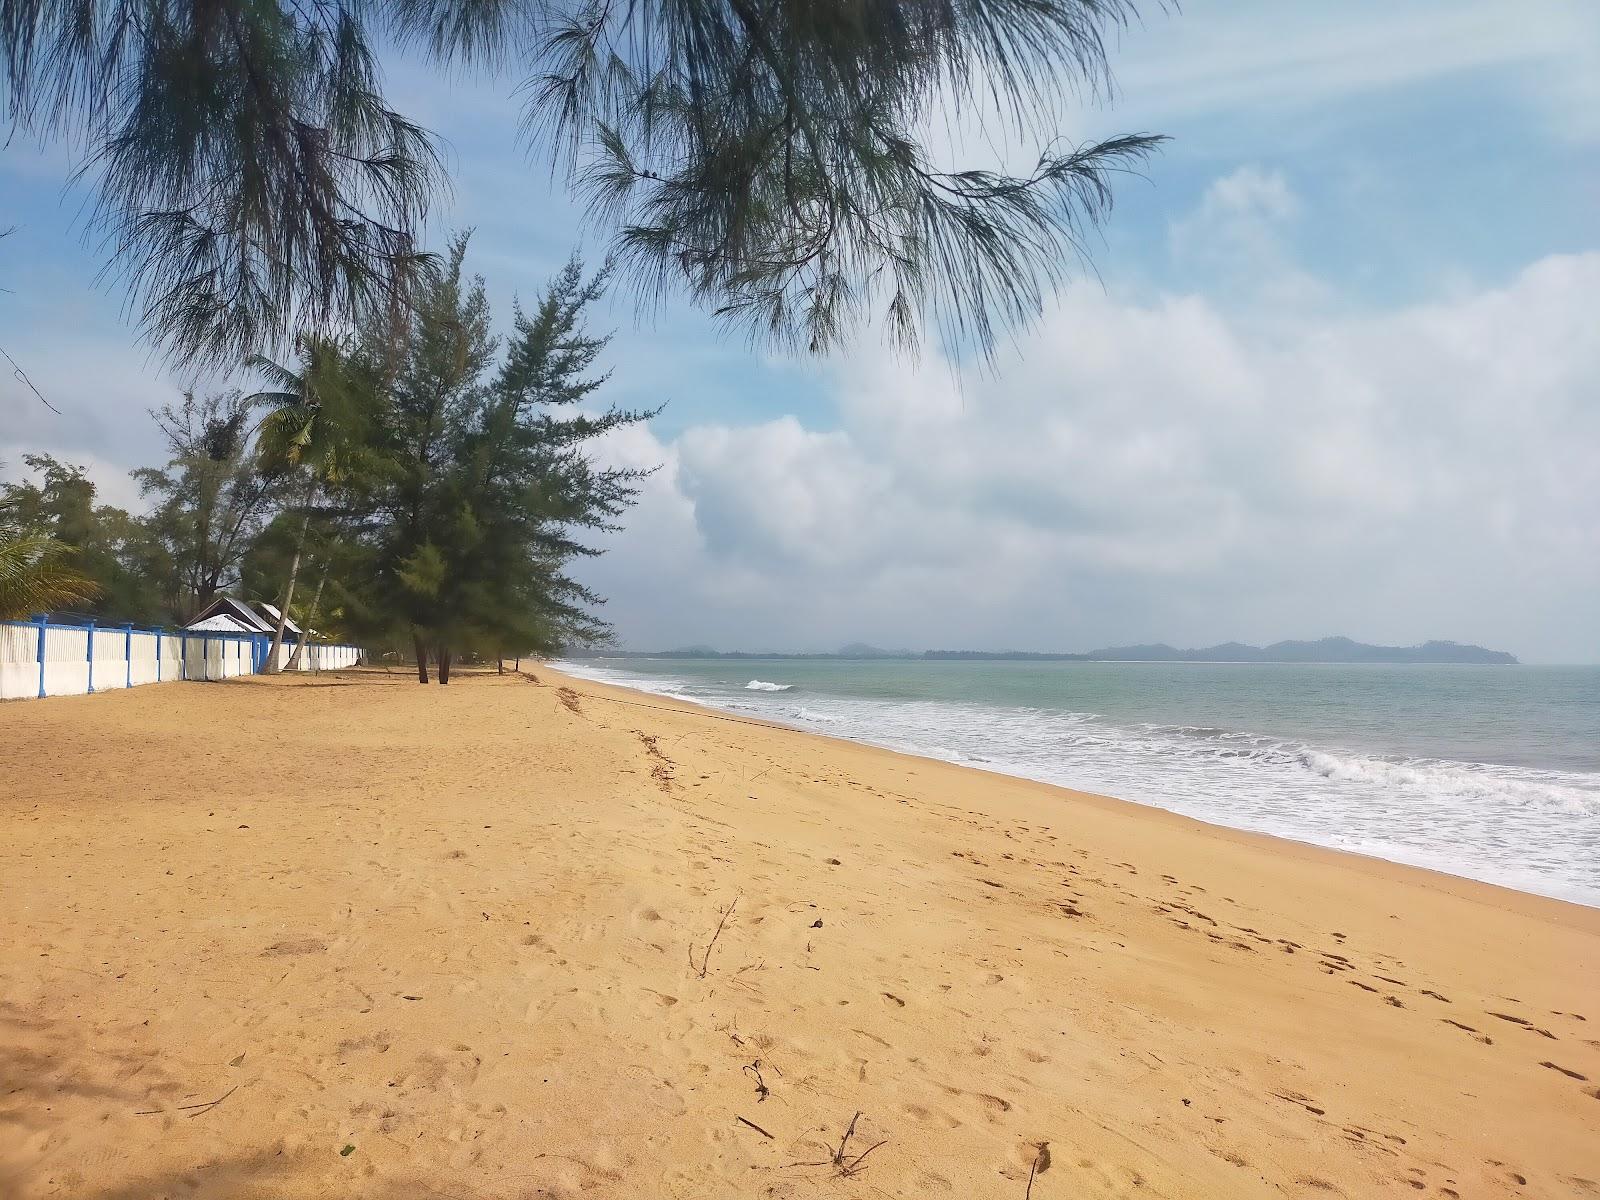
[1292,748,1599,814]
[744,679,792,691]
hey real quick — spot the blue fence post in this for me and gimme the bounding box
[203,636,210,681]
[125,623,133,688]
[36,615,47,698]
[85,620,95,694]
[155,629,162,682]
[180,630,187,681]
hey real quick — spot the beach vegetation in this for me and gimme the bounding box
[0,455,158,621]
[0,525,102,621]
[247,336,378,670]
[331,236,654,682]
[1,239,644,675]
[132,392,289,621]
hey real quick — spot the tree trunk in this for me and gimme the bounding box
[263,502,311,674]
[413,631,430,684]
[438,646,452,685]
[287,560,329,671]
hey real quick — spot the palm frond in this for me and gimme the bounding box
[0,530,101,620]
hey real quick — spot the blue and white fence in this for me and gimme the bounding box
[0,618,363,701]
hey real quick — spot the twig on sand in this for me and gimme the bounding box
[744,1059,771,1101]
[689,894,740,978]
[134,1084,239,1119]
[791,1111,887,1177]
[1025,1141,1051,1199]
[737,1115,776,1139]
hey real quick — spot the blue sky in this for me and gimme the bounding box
[3,1,1597,660]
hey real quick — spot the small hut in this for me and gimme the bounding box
[184,596,298,642]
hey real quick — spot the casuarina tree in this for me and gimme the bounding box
[341,236,651,682]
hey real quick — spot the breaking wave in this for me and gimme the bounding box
[744,679,793,691]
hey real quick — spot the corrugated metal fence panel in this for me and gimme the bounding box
[128,632,161,685]
[43,626,90,696]
[93,627,130,689]
[180,633,207,681]
[0,623,38,699]
[160,634,183,679]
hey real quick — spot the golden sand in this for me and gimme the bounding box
[2,666,1597,1198]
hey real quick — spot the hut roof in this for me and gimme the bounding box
[255,602,303,636]
[184,595,275,634]
[185,613,260,634]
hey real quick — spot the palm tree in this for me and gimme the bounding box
[247,335,370,673]
[3,1,1162,369]
[0,530,100,621]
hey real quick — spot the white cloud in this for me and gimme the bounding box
[1108,0,1599,141]
[580,250,1600,662]
[1166,166,1331,313]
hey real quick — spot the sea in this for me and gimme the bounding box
[555,656,1600,908]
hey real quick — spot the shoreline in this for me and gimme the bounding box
[4,665,1597,1198]
[556,660,1600,919]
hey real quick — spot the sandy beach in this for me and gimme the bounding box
[2,665,1597,1200]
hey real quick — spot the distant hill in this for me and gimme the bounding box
[923,649,1088,661]
[1082,637,1517,665]
[567,636,1517,665]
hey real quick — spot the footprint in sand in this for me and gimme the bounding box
[1538,1061,1586,1081]
[1442,1019,1493,1045]
[262,938,327,957]
[902,1102,962,1129]
[1489,1012,1558,1039]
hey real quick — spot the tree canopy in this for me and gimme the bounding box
[3,232,645,680]
[334,235,653,680]
[1,454,156,620]
[1,0,1161,367]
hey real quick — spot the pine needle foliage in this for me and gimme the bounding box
[1,0,442,368]
[529,0,1167,359]
[336,234,652,674]
[3,0,1161,367]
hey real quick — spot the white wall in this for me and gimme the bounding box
[0,624,35,699]
[273,642,362,672]
[0,621,364,701]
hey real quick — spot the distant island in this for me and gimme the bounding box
[1066,637,1518,665]
[568,636,1517,665]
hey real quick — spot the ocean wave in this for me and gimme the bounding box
[1292,748,1599,814]
[744,680,793,691]
[794,706,840,724]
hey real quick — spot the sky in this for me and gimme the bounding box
[2,1,1597,662]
